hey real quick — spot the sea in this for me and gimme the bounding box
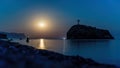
[14,38,120,66]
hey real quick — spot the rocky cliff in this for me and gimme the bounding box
[0,33,7,39]
[0,32,26,40]
[67,24,114,39]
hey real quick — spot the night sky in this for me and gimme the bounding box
[0,0,120,38]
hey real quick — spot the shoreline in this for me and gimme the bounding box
[0,40,118,68]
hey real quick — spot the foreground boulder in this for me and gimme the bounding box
[0,40,117,68]
[67,20,114,39]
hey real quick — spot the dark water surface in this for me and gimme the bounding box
[16,39,120,66]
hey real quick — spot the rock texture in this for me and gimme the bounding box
[0,40,117,68]
[67,24,114,39]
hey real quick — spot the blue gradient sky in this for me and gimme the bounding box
[0,0,120,38]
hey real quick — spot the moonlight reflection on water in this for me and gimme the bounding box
[39,39,46,49]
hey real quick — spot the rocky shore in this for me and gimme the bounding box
[0,40,117,68]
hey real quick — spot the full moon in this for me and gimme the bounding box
[38,21,46,28]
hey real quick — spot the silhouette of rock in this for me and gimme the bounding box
[67,20,114,39]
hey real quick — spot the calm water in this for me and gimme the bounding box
[16,39,120,66]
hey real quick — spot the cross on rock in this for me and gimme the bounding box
[77,19,80,25]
